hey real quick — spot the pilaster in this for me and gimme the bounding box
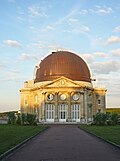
[55,92,59,122]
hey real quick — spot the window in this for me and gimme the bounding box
[72,104,80,120]
[59,104,68,120]
[46,104,54,119]
[98,99,101,105]
[98,109,101,112]
[25,100,28,105]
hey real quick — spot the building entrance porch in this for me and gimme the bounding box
[45,103,81,123]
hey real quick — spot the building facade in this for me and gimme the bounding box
[20,51,106,124]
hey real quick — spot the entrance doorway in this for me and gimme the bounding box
[46,104,55,122]
[59,104,68,122]
[71,104,80,122]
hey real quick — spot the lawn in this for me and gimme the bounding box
[80,125,120,146]
[0,124,48,155]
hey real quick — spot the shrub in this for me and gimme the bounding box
[93,112,120,126]
[93,113,106,125]
[7,112,16,124]
[26,114,36,125]
[109,113,119,125]
[21,113,27,125]
[16,114,21,125]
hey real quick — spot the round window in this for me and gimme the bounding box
[73,94,79,101]
[60,94,66,100]
[47,94,54,101]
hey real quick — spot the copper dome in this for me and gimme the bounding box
[34,51,91,83]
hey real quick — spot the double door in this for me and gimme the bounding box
[46,104,54,122]
[59,104,68,122]
[71,104,80,122]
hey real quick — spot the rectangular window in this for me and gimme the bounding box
[98,99,101,105]
[72,104,80,120]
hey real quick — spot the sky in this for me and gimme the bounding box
[0,0,120,112]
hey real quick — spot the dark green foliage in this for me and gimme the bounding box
[26,113,36,125]
[7,112,16,124]
[21,113,27,125]
[93,113,106,125]
[107,113,119,125]
[7,112,37,126]
[16,114,21,125]
[93,112,119,125]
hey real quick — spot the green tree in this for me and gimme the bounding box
[16,114,21,125]
[93,113,106,125]
[110,113,118,125]
[7,112,16,124]
[26,114,36,125]
[21,113,27,125]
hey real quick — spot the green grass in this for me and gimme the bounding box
[0,124,48,155]
[80,125,120,146]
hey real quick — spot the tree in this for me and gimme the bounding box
[7,112,16,124]
[26,114,36,125]
[21,113,27,125]
[16,114,21,125]
[93,113,106,125]
[109,113,118,125]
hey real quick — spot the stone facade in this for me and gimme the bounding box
[20,76,106,124]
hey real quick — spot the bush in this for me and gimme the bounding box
[93,112,107,125]
[26,113,36,125]
[109,113,119,125]
[21,113,27,125]
[7,112,16,124]
[93,112,120,126]
[7,112,37,126]
[16,114,21,125]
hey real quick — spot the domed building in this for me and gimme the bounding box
[20,51,106,123]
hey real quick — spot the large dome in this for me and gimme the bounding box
[34,51,91,83]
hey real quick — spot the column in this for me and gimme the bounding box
[84,89,88,123]
[80,92,84,118]
[54,92,59,122]
[68,92,71,122]
[42,92,45,121]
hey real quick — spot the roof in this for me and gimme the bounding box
[34,51,91,83]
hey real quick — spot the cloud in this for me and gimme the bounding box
[79,9,88,15]
[8,70,20,74]
[31,43,62,50]
[111,48,120,56]
[90,5,113,15]
[0,63,6,69]
[71,25,90,34]
[92,60,120,74]
[4,40,22,47]
[42,25,55,32]
[19,53,39,61]
[63,18,90,34]
[68,18,79,24]
[81,53,94,63]
[94,52,108,57]
[28,5,48,18]
[67,17,90,33]
[56,6,79,25]
[106,36,120,44]
[113,26,120,32]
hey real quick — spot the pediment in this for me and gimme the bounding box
[43,77,81,88]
